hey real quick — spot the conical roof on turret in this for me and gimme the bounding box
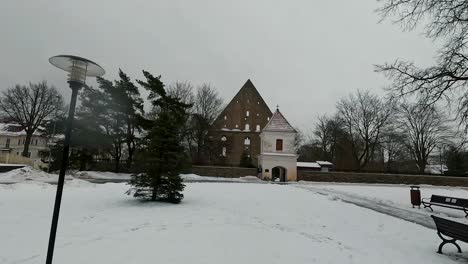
[263,108,296,133]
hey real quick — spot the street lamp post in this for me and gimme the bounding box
[46,55,105,264]
[47,121,56,173]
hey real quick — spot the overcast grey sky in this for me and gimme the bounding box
[0,0,437,132]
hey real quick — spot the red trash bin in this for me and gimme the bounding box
[410,186,421,208]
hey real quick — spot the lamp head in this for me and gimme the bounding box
[49,55,105,85]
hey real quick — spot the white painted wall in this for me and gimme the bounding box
[259,130,298,181]
[259,154,297,181]
[0,135,48,159]
[260,131,295,154]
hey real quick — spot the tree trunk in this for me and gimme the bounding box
[151,186,157,201]
[126,141,134,170]
[386,158,392,173]
[126,121,134,170]
[196,134,203,164]
[115,156,120,173]
[114,142,121,173]
[354,151,365,171]
[79,151,87,171]
[417,160,426,174]
[22,132,33,157]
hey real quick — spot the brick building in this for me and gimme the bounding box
[209,80,272,166]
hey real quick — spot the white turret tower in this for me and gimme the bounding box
[258,108,298,182]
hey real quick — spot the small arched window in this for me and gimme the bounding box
[256,125,260,131]
[224,115,227,120]
[246,111,250,117]
[244,137,251,145]
[245,124,250,130]
[267,117,270,121]
[221,136,227,142]
[235,124,239,128]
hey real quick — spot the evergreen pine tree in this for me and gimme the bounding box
[108,70,144,170]
[127,71,190,203]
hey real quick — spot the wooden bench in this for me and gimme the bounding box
[422,195,468,217]
[431,215,468,253]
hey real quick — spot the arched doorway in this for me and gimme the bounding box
[272,166,287,182]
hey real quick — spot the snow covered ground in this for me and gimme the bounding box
[74,170,133,180]
[74,170,263,183]
[0,166,78,184]
[0,167,263,184]
[295,182,468,227]
[1,181,466,263]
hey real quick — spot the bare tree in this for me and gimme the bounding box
[337,90,394,170]
[397,101,452,174]
[0,81,64,157]
[312,114,344,162]
[160,82,223,164]
[167,81,195,107]
[167,81,195,154]
[294,128,304,152]
[194,84,223,122]
[192,84,223,163]
[376,0,468,129]
[379,128,407,172]
[312,115,331,159]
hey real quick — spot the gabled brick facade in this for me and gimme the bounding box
[209,80,272,166]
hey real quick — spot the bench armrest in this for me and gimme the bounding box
[422,198,430,202]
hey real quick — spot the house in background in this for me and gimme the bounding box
[297,162,322,171]
[0,122,49,165]
[316,161,334,172]
[297,161,334,172]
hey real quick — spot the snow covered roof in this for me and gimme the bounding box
[262,109,296,133]
[316,161,333,166]
[0,123,44,137]
[297,162,321,168]
[260,152,298,157]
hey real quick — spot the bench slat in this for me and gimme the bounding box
[425,202,465,210]
[432,215,468,242]
[430,195,468,208]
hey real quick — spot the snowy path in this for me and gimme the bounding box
[291,184,436,229]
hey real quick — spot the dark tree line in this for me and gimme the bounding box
[42,70,212,202]
[42,71,223,173]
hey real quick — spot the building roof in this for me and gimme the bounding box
[297,162,321,168]
[262,109,296,133]
[316,161,333,166]
[0,123,44,137]
[260,152,298,157]
[210,79,273,132]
